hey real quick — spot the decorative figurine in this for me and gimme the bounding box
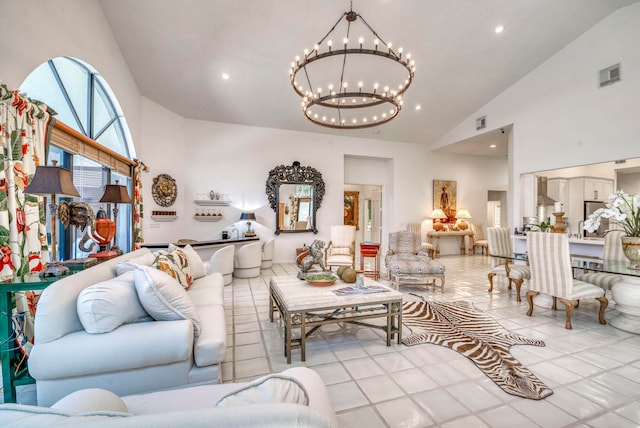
[297,239,326,279]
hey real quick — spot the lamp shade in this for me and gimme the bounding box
[24,165,80,197]
[455,209,472,219]
[100,183,132,204]
[429,209,447,220]
[239,212,256,221]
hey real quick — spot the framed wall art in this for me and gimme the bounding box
[344,191,359,230]
[433,180,457,222]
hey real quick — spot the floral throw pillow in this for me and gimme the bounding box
[153,250,193,289]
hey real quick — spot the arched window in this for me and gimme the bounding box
[20,57,135,257]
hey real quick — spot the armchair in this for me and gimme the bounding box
[486,227,530,301]
[325,225,356,271]
[233,241,262,279]
[526,232,608,329]
[385,231,445,290]
[209,245,234,285]
[406,222,435,258]
[470,222,488,256]
[576,230,625,290]
[261,237,275,269]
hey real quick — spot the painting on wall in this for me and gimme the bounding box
[344,191,359,230]
[433,180,457,222]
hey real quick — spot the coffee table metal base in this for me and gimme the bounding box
[269,277,402,363]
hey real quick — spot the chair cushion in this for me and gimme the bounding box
[507,265,530,280]
[134,265,201,337]
[576,272,622,290]
[330,247,351,256]
[52,388,129,413]
[567,280,606,300]
[387,255,445,275]
[326,255,353,265]
[77,271,150,334]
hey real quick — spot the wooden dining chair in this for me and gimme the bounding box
[526,232,608,329]
[576,230,625,290]
[486,227,530,301]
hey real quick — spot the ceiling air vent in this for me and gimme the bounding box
[599,63,621,88]
[476,115,486,130]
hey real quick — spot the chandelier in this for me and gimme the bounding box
[289,4,416,130]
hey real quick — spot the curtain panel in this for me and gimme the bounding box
[0,84,51,280]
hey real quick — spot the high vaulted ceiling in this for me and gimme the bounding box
[99,0,638,154]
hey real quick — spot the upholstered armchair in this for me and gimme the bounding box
[486,227,530,301]
[385,231,445,290]
[576,230,625,290]
[233,241,262,279]
[209,245,234,286]
[261,237,275,269]
[406,222,435,258]
[325,225,356,271]
[526,232,608,329]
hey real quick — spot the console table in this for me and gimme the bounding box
[1,274,61,403]
[427,230,474,257]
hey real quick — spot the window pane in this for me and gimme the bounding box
[96,121,127,155]
[52,57,89,133]
[93,81,116,136]
[20,62,77,129]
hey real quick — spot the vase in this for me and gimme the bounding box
[621,236,640,269]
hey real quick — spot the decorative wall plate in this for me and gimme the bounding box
[152,173,177,207]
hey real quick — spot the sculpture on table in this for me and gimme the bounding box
[297,239,326,279]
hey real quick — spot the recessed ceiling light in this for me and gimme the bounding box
[495,25,505,34]
[415,104,421,111]
[221,73,230,80]
[490,144,497,149]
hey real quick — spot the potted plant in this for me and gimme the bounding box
[584,191,640,268]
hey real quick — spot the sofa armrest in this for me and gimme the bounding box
[29,320,193,380]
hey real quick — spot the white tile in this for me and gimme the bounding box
[357,374,406,403]
[390,368,439,394]
[511,396,577,427]
[544,387,604,419]
[441,415,491,428]
[412,389,471,424]
[372,352,415,373]
[337,406,388,428]
[615,400,640,424]
[586,412,640,428]
[478,405,540,428]
[312,362,352,385]
[376,397,434,428]
[445,382,503,412]
[327,381,369,412]
[342,357,385,379]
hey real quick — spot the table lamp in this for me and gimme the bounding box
[240,212,256,237]
[455,209,472,230]
[99,180,132,255]
[429,209,448,232]
[24,161,81,276]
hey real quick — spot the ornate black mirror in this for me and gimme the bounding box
[266,161,325,234]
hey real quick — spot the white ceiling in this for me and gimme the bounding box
[98,0,638,155]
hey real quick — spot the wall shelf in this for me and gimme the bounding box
[194,200,231,206]
[194,216,223,222]
[151,215,178,222]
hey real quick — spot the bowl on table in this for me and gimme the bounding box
[305,274,338,287]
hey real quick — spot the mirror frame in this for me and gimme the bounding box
[266,161,325,234]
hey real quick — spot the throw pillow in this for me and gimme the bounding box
[133,265,201,337]
[169,243,207,279]
[77,271,150,334]
[216,374,309,407]
[115,251,156,276]
[153,250,193,289]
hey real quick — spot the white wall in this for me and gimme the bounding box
[433,3,640,230]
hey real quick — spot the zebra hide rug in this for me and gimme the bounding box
[402,300,553,400]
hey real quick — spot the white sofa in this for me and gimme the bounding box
[0,367,339,427]
[28,247,227,406]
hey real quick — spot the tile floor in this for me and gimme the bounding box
[225,255,640,428]
[5,254,640,427]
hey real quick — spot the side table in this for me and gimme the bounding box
[360,242,381,280]
[1,273,61,403]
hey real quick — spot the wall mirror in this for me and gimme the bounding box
[266,161,325,234]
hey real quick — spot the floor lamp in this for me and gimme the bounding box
[99,180,132,255]
[24,161,81,276]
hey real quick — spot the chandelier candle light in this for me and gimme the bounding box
[289,3,416,129]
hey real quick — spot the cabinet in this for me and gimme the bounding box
[583,179,613,201]
[547,178,569,208]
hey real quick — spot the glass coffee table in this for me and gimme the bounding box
[269,275,403,363]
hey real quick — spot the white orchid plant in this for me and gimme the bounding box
[584,191,640,237]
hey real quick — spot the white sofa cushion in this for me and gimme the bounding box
[134,265,201,337]
[169,243,207,279]
[193,304,227,367]
[52,388,129,413]
[216,373,309,406]
[114,251,156,276]
[77,271,150,334]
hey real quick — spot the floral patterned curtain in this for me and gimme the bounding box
[133,159,148,250]
[0,84,51,280]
